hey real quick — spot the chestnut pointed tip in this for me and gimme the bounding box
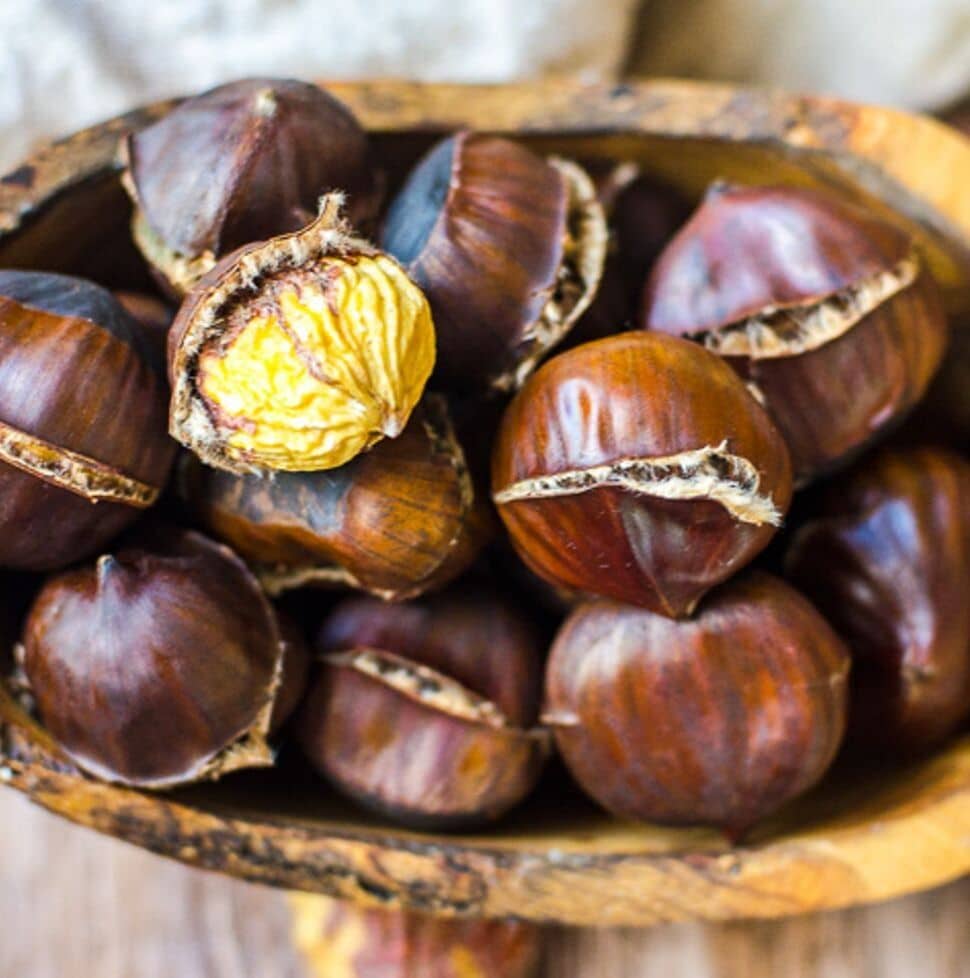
[252,87,278,118]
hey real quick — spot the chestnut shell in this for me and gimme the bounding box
[640,184,948,483]
[123,77,378,292]
[786,447,970,754]
[0,271,174,570]
[381,132,606,391]
[544,572,850,837]
[298,591,547,828]
[180,397,491,599]
[492,332,793,617]
[23,530,293,787]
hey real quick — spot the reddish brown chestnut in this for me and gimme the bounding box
[122,78,380,295]
[491,331,793,617]
[380,132,607,392]
[292,895,542,978]
[180,396,491,599]
[22,529,305,787]
[640,184,948,484]
[544,573,850,837]
[0,271,175,570]
[297,591,547,827]
[786,447,970,754]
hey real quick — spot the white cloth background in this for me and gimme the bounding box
[0,0,969,171]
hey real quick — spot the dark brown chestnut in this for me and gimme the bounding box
[179,396,492,599]
[113,290,173,370]
[22,529,305,787]
[297,591,547,827]
[122,77,380,295]
[380,132,607,392]
[491,331,793,617]
[291,895,542,978]
[640,183,948,484]
[786,447,970,754]
[544,572,850,837]
[0,270,175,570]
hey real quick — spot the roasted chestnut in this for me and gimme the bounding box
[22,529,305,787]
[380,132,607,392]
[122,77,379,295]
[291,895,541,978]
[180,396,491,598]
[491,331,793,617]
[297,591,547,827]
[544,572,850,837]
[168,197,435,474]
[640,184,948,483]
[0,271,175,570]
[786,447,970,754]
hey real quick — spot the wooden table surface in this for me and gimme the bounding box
[2,789,966,978]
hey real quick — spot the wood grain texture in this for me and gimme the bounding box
[2,789,967,978]
[0,80,968,929]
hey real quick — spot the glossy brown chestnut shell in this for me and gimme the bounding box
[786,447,970,754]
[544,572,850,837]
[0,271,175,571]
[292,895,541,978]
[113,290,173,369]
[180,396,492,599]
[22,529,305,788]
[297,591,547,828]
[122,77,379,295]
[380,132,607,392]
[640,184,948,484]
[491,331,793,617]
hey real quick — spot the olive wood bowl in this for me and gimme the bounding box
[0,80,968,927]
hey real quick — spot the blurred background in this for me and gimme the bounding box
[0,2,968,976]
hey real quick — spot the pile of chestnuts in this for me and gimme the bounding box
[2,77,968,844]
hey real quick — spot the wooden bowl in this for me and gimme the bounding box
[1,80,969,927]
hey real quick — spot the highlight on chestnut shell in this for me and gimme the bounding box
[22,529,305,788]
[543,572,850,838]
[179,395,492,599]
[297,591,548,828]
[0,270,175,571]
[122,77,380,295]
[491,331,793,618]
[786,446,970,755]
[640,183,948,484]
[168,196,435,475]
[380,132,607,392]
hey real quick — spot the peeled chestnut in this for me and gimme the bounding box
[168,197,435,474]
[122,77,379,295]
[292,896,541,978]
[380,132,607,392]
[786,447,970,754]
[0,270,175,570]
[492,331,793,617]
[640,183,948,483]
[22,529,306,787]
[297,591,547,827]
[544,572,850,837]
[180,396,491,598]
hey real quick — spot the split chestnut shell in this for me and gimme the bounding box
[786,447,970,754]
[381,132,607,392]
[297,592,547,828]
[122,77,379,295]
[0,271,175,570]
[23,530,305,788]
[640,183,948,483]
[168,198,435,474]
[491,332,793,617]
[544,573,850,837]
